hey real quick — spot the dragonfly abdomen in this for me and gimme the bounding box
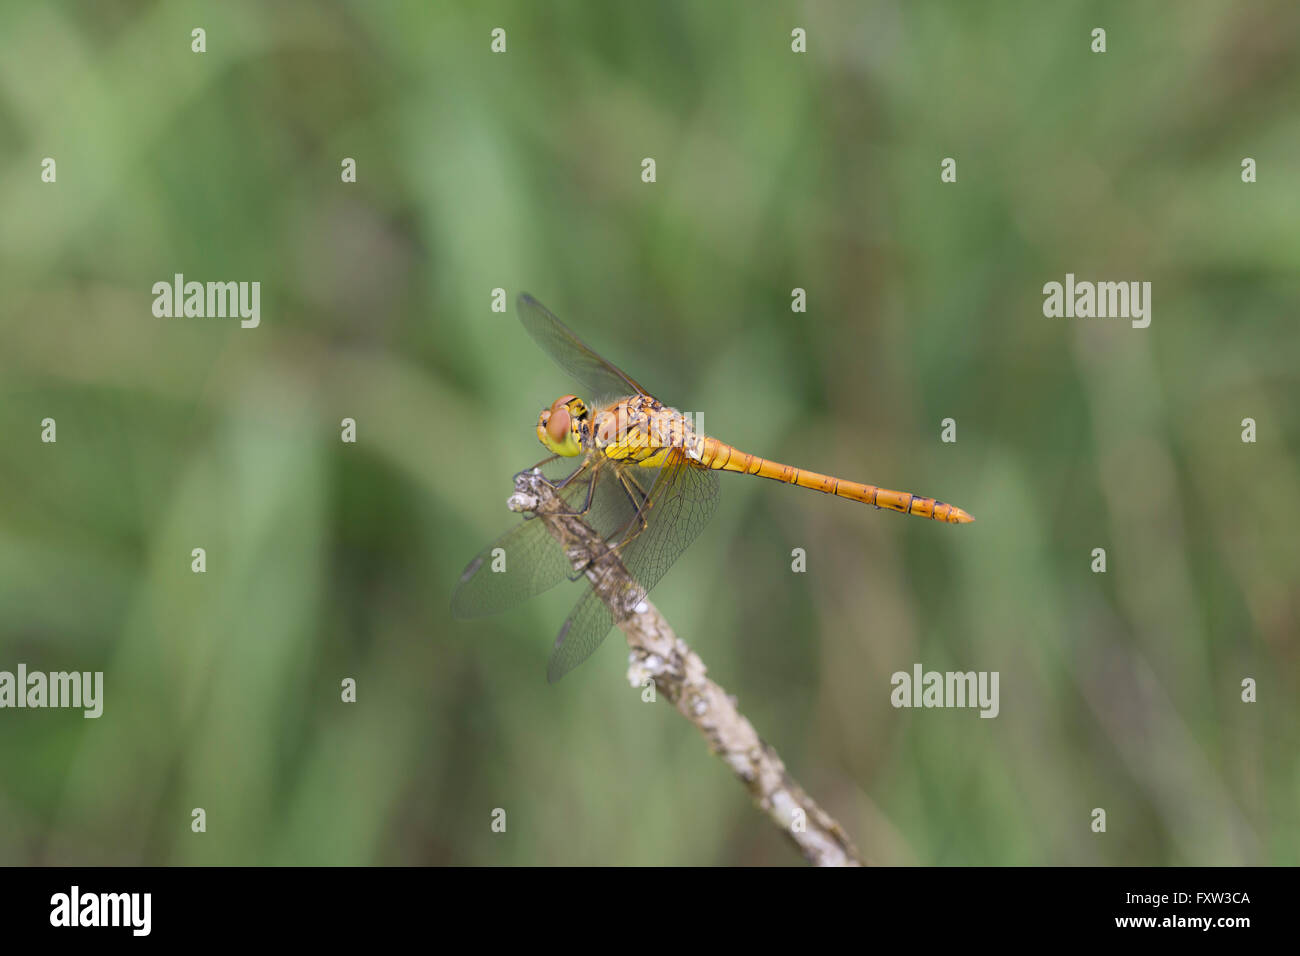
[696,437,974,524]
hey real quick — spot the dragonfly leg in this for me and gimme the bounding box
[521,461,594,521]
[548,461,599,513]
[559,472,605,581]
[513,454,560,481]
[554,469,598,518]
[556,468,650,583]
[552,460,591,491]
[623,469,651,502]
[608,469,653,553]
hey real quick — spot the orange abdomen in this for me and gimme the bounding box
[695,436,973,524]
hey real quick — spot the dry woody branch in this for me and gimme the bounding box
[509,469,864,867]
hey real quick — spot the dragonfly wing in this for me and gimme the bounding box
[516,294,649,402]
[545,454,720,682]
[451,469,598,619]
[546,587,616,683]
[451,518,570,619]
[617,453,720,597]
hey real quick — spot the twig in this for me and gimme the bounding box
[509,469,865,867]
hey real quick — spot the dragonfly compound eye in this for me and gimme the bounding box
[546,405,571,442]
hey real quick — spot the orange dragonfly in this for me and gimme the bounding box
[453,295,973,681]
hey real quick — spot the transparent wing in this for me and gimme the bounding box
[583,459,661,543]
[546,588,615,684]
[450,469,598,619]
[618,455,720,597]
[545,454,720,682]
[516,294,649,402]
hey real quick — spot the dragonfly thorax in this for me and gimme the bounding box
[591,395,704,468]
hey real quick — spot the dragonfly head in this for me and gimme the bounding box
[537,395,589,457]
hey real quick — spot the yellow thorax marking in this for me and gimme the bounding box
[593,397,695,467]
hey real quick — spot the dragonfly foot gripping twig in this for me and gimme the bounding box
[509,470,865,867]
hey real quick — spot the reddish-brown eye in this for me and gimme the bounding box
[547,405,570,442]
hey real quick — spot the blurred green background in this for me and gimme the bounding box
[1,0,1297,865]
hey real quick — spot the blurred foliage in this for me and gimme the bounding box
[1,0,1297,865]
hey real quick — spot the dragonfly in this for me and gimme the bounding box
[452,295,973,682]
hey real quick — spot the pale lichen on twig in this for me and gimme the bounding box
[510,469,865,867]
